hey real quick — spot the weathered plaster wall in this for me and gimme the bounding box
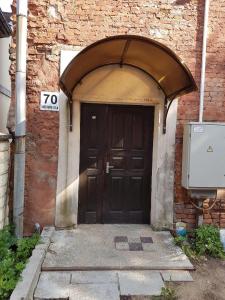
[9,0,225,233]
[0,35,11,228]
[0,136,10,229]
[0,37,11,133]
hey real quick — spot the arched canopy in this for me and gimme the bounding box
[60,35,197,100]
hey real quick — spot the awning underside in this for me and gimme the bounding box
[0,9,12,38]
[60,35,197,100]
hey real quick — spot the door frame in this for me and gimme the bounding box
[55,49,177,230]
[78,103,154,224]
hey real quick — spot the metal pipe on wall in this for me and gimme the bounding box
[199,0,210,123]
[13,0,28,237]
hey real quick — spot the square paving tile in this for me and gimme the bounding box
[114,236,128,243]
[128,237,141,243]
[129,242,143,251]
[140,236,153,243]
[115,242,129,251]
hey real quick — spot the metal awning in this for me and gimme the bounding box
[60,35,197,100]
[59,35,197,133]
[0,9,12,38]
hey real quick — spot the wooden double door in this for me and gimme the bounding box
[78,103,154,224]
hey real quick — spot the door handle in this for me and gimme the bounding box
[106,161,114,174]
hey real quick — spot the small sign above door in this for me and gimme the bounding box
[40,91,59,111]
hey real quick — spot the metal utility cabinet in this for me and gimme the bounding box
[182,123,225,190]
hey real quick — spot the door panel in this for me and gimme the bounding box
[78,103,154,224]
[109,176,124,211]
[131,112,144,150]
[78,104,107,223]
[103,106,153,223]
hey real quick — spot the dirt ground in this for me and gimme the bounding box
[171,258,225,300]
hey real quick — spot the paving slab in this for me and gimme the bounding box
[69,283,120,300]
[33,270,194,299]
[42,225,193,271]
[71,271,118,284]
[34,272,71,300]
[118,271,165,297]
[160,270,194,282]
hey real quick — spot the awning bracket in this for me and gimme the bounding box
[163,97,174,134]
[120,39,131,67]
[69,96,73,132]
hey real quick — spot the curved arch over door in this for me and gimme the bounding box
[60,34,197,100]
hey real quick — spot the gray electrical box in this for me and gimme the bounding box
[182,122,225,190]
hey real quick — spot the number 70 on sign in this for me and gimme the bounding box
[40,91,59,111]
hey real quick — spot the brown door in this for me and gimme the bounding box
[78,103,154,224]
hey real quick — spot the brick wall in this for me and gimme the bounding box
[10,0,225,234]
[174,0,225,229]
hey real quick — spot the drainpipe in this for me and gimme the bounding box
[13,0,28,237]
[197,0,210,226]
[199,0,210,123]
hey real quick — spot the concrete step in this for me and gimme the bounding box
[34,270,193,300]
[42,226,194,272]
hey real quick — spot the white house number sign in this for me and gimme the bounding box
[40,91,59,111]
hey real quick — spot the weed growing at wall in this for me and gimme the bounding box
[194,225,225,258]
[174,224,225,260]
[0,225,39,300]
[152,285,177,300]
[160,286,177,300]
